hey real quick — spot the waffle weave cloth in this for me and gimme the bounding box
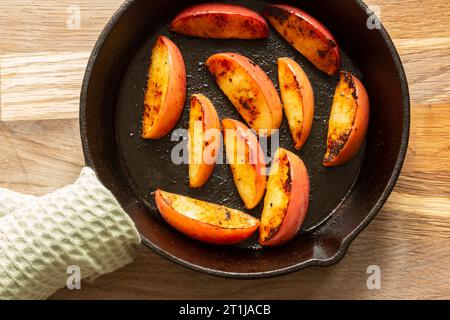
[0,167,141,299]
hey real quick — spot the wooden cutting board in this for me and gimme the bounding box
[0,0,449,299]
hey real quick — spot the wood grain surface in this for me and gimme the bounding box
[0,0,449,299]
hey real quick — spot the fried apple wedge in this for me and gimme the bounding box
[222,119,267,210]
[259,148,310,246]
[206,53,282,136]
[263,4,341,76]
[170,3,269,39]
[142,36,186,139]
[154,190,260,245]
[323,72,370,167]
[278,57,314,150]
[188,94,221,188]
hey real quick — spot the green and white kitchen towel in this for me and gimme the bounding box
[0,167,141,300]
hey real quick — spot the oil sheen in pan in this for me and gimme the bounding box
[115,0,365,248]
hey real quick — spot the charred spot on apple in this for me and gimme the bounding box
[280,154,292,194]
[263,221,283,242]
[214,13,229,28]
[143,102,161,128]
[247,59,258,67]
[342,72,359,100]
[262,6,290,24]
[317,49,327,58]
[220,58,233,71]
[242,18,264,38]
[238,96,260,123]
[325,130,351,162]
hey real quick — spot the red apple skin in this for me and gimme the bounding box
[323,72,370,167]
[259,148,310,247]
[170,3,269,39]
[263,4,341,76]
[154,190,260,245]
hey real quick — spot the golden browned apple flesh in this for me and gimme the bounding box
[155,190,260,245]
[259,148,310,246]
[323,72,370,167]
[188,94,221,188]
[278,57,314,150]
[222,119,267,210]
[142,36,186,139]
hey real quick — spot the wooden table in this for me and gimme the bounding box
[0,0,449,299]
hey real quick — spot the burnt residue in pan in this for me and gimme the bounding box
[115,0,365,250]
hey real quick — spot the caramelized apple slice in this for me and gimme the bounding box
[278,57,314,150]
[142,36,186,139]
[188,94,221,188]
[259,148,310,246]
[154,190,260,245]
[263,4,341,76]
[222,119,267,210]
[170,3,268,39]
[206,53,282,136]
[324,72,370,167]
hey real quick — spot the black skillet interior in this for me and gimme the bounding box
[80,0,409,278]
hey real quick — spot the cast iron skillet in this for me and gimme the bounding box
[80,0,410,278]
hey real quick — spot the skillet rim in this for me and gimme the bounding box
[79,0,410,279]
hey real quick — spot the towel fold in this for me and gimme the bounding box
[0,167,141,300]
